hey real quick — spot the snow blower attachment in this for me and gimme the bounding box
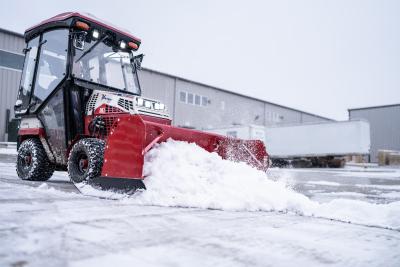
[14,12,269,193]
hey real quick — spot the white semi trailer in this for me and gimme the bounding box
[207,120,371,167]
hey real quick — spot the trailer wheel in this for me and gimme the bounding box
[16,138,55,181]
[68,138,105,184]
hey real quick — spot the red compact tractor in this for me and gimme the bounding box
[14,12,269,192]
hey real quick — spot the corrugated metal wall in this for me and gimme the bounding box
[142,68,330,130]
[349,105,400,162]
[0,30,25,141]
[0,28,330,141]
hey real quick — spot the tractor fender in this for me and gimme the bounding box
[18,117,56,163]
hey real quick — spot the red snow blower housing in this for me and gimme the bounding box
[14,12,269,192]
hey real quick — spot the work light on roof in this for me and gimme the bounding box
[119,40,126,49]
[92,29,99,39]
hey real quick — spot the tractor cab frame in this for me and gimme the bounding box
[15,12,143,166]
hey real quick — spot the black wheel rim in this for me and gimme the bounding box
[18,150,33,176]
[76,152,89,175]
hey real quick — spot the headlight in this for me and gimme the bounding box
[154,103,160,110]
[137,98,144,106]
[159,103,165,110]
[144,101,152,108]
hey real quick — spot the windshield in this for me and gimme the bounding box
[73,38,141,95]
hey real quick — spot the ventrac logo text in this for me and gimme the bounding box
[101,94,112,103]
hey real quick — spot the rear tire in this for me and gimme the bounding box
[16,138,55,181]
[68,138,105,184]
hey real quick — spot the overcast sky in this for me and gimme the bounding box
[1,0,399,120]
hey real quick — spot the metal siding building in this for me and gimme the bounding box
[142,68,331,130]
[0,27,331,141]
[0,29,25,141]
[349,104,400,162]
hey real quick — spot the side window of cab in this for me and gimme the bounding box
[15,36,39,114]
[31,29,69,112]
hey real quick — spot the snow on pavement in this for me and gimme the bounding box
[1,177,400,267]
[127,140,400,230]
[0,147,17,155]
[1,140,400,266]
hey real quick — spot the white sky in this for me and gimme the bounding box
[1,0,399,120]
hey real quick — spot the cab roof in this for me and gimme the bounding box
[24,12,141,44]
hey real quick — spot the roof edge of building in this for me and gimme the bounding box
[0,27,24,38]
[142,67,334,122]
[348,103,400,112]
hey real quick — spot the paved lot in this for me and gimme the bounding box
[1,154,400,267]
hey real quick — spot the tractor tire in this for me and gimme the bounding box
[68,138,105,184]
[16,138,55,181]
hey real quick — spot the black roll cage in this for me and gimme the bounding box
[19,26,142,117]
[17,26,142,164]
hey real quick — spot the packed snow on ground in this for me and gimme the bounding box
[1,139,400,267]
[0,147,17,155]
[306,180,341,186]
[338,169,400,179]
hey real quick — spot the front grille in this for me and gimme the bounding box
[105,105,123,113]
[118,98,134,111]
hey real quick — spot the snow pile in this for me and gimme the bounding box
[130,139,400,229]
[134,140,312,212]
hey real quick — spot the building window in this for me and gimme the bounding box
[0,49,24,71]
[202,96,208,106]
[179,91,186,103]
[180,90,209,107]
[187,93,194,104]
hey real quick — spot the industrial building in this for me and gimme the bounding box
[2,25,398,165]
[0,27,331,142]
[349,104,400,163]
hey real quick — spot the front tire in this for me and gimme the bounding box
[16,138,55,181]
[68,138,105,184]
